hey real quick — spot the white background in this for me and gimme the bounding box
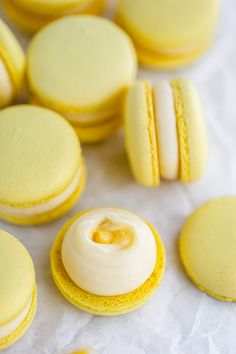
[1,0,236,353]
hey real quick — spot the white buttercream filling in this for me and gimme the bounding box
[61,208,157,296]
[0,297,32,340]
[0,167,81,219]
[0,59,13,106]
[153,80,179,180]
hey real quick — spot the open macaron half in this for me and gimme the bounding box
[0,230,37,350]
[0,19,25,108]
[0,105,86,225]
[50,208,165,315]
[26,16,137,143]
[3,0,106,34]
[124,78,208,186]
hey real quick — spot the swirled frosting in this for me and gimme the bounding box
[61,208,157,296]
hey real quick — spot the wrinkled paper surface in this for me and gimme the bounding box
[1,0,236,353]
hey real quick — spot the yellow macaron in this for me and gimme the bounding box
[124,78,208,186]
[51,208,165,315]
[0,105,86,225]
[3,0,106,34]
[26,16,137,143]
[0,229,37,350]
[116,0,220,69]
[180,197,236,302]
[0,19,25,107]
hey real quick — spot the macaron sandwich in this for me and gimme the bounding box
[0,19,25,108]
[51,208,165,315]
[26,16,137,143]
[0,230,37,350]
[0,105,85,225]
[3,0,106,34]
[116,0,220,69]
[124,78,208,186]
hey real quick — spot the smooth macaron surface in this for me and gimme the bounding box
[117,0,219,51]
[27,16,137,112]
[0,105,81,206]
[180,197,236,301]
[0,229,35,327]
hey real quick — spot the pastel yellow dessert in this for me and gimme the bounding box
[26,16,137,143]
[0,19,25,107]
[0,105,86,225]
[0,230,37,350]
[3,0,106,34]
[116,0,220,69]
[180,197,236,302]
[124,78,208,186]
[51,208,165,315]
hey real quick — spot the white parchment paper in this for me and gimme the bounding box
[1,0,236,353]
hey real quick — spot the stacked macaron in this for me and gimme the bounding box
[0,105,85,225]
[0,230,37,350]
[0,19,25,107]
[51,208,165,315]
[3,0,106,33]
[125,78,208,186]
[26,16,137,143]
[116,0,220,68]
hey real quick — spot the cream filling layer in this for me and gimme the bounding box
[0,167,81,219]
[0,59,14,106]
[153,81,179,180]
[0,297,31,340]
[62,208,157,296]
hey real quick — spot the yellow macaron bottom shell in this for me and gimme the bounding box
[50,211,165,316]
[136,37,212,69]
[0,160,86,225]
[0,286,37,350]
[3,0,106,34]
[179,197,236,302]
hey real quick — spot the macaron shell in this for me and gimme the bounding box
[125,81,160,186]
[0,286,37,350]
[0,19,25,93]
[11,0,97,15]
[0,230,35,326]
[135,38,212,69]
[73,116,122,144]
[50,211,165,316]
[171,79,208,183]
[0,105,81,206]
[179,197,236,301]
[3,0,106,34]
[0,159,86,225]
[116,0,219,52]
[27,16,137,111]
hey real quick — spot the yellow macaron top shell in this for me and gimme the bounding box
[27,16,137,112]
[11,0,94,15]
[0,229,35,327]
[0,19,25,93]
[125,80,160,186]
[117,0,220,51]
[171,78,208,183]
[0,105,81,206]
[180,197,236,301]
